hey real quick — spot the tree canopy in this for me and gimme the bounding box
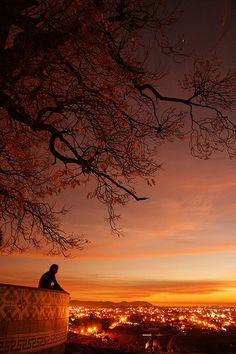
[0,0,236,255]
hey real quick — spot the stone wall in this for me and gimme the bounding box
[0,283,69,353]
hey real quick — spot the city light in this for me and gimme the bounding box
[68,305,236,352]
[69,305,236,333]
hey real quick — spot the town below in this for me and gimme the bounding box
[68,304,236,353]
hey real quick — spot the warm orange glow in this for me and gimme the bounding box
[1,143,236,306]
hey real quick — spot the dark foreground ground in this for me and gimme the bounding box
[65,343,236,354]
[65,342,137,354]
[65,333,236,354]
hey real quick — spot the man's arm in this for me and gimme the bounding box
[52,273,64,291]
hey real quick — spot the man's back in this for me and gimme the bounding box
[38,264,64,291]
[39,270,55,288]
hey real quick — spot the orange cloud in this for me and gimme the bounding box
[65,242,236,260]
[64,277,236,301]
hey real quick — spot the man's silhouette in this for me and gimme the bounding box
[38,264,64,291]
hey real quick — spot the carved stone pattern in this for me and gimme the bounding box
[0,328,67,353]
[0,285,69,321]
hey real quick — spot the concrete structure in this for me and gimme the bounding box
[0,283,69,353]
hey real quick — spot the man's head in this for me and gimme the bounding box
[49,264,59,274]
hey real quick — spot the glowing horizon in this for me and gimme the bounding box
[1,1,236,307]
[1,141,236,306]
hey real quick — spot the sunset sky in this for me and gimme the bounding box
[1,0,236,306]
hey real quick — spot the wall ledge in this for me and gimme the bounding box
[0,283,69,353]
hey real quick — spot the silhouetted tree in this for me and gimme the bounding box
[0,0,235,254]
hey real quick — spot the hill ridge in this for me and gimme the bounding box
[70,300,153,308]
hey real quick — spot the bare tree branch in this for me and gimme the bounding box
[0,0,235,254]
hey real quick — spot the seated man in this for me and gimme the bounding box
[38,264,64,291]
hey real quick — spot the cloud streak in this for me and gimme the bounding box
[69,242,236,260]
[65,277,236,300]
